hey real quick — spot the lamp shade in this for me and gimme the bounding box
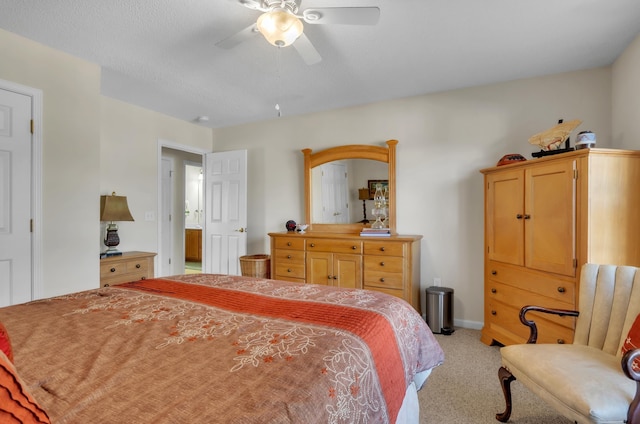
[358,188,370,201]
[100,192,134,222]
[256,9,304,47]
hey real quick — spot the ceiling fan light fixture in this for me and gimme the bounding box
[256,9,303,47]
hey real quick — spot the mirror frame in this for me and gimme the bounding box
[302,140,397,234]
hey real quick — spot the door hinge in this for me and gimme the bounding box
[573,169,578,179]
[573,258,577,268]
[30,219,33,233]
[30,119,34,134]
[169,258,171,265]
[169,214,172,222]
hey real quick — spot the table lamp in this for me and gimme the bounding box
[100,192,134,256]
[358,188,370,223]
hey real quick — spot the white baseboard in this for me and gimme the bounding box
[453,319,483,330]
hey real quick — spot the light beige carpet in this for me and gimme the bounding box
[418,328,573,424]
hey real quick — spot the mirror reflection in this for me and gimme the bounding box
[311,159,388,224]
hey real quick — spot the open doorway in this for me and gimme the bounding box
[184,162,203,274]
[158,143,205,277]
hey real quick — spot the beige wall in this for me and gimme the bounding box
[613,34,640,149]
[213,66,615,327]
[0,28,213,298]
[0,28,101,297]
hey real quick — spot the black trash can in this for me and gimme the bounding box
[426,286,455,335]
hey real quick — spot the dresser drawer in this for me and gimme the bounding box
[363,241,404,257]
[487,261,575,304]
[364,256,404,273]
[275,262,306,279]
[274,250,305,263]
[274,237,305,250]
[307,239,362,254]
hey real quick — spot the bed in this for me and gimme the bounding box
[0,274,444,423]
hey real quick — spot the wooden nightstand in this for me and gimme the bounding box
[100,251,156,287]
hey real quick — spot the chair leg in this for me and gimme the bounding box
[496,366,516,422]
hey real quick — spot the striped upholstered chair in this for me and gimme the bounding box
[496,263,640,424]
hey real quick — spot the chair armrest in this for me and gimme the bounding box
[622,349,640,424]
[519,305,579,344]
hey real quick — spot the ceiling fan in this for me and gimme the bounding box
[216,0,380,65]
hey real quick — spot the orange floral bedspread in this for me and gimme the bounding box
[0,274,444,423]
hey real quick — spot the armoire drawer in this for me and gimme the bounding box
[486,299,574,345]
[486,281,575,329]
[487,261,575,304]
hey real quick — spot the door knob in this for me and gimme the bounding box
[235,228,247,232]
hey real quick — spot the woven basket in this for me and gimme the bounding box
[239,254,271,279]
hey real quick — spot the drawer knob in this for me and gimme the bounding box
[491,270,497,275]
[352,246,357,250]
[557,287,566,293]
[491,288,497,293]
[110,267,116,273]
[141,277,146,280]
[333,276,337,280]
[524,214,531,219]
[104,283,110,287]
[287,268,292,272]
[491,310,497,315]
[136,264,141,269]
[310,243,315,248]
[287,242,292,246]
[380,247,385,252]
[557,339,565,344]
[516,214,523,219]
[379,278,385,283]
[287,255,292,259]
[380,262,385,266]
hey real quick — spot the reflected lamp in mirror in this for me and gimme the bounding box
[100,192,134,257]
[358,188,370,223]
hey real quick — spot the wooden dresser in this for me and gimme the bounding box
[480,148,640,346]
[100,251,156,287]
[269,232,422,311]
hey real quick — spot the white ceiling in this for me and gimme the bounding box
[0,0,638,128]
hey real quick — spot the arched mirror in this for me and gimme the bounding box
[303,140,397,233]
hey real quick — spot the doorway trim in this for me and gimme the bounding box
[157,139,210,276]
[0,78,43,300]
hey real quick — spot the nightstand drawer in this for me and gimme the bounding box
[100,251,156,287]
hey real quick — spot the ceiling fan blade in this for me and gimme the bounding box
[293,33,322,65]
[302,7,380,25]
[215,23,259,49]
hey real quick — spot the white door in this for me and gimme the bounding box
[0,89,32,306]
[160,157,173,276]
[321,162,349,223]
[204,150,247,275]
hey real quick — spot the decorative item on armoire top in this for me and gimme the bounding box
[530,118,581,158]
[285,220,297,232]
[296,224,308,233]
[575,131,596,149]
[496,154,527,166]
[100,192,134,257]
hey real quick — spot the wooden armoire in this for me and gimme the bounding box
[480,148,640,346]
